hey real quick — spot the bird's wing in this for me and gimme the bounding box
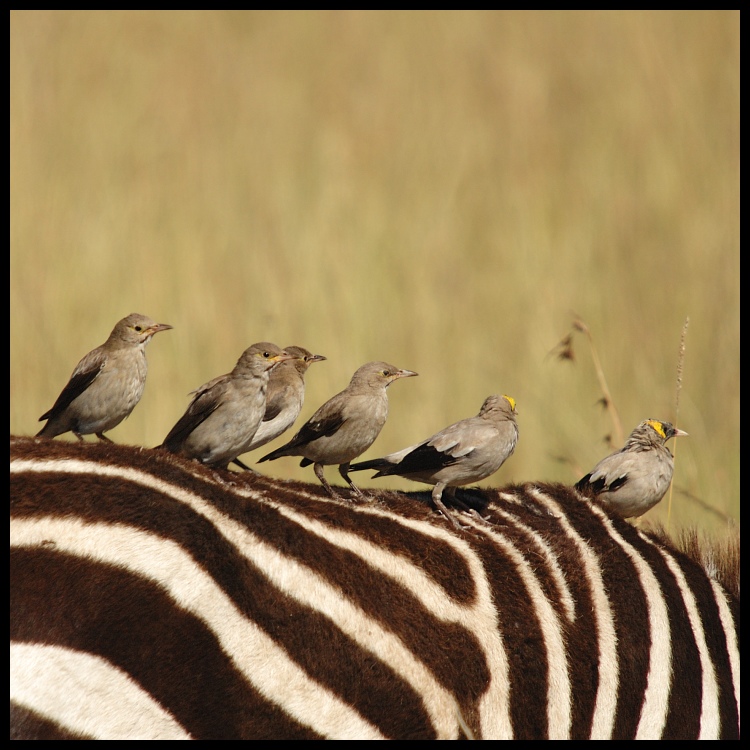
[161,381,226,449]
[426,419,492,458]
[188,374,226,399]
[382,441,462,476]
[389,421,489,475]
[289,410,347,446]
[356,420,486,477]
[262,382,293,423]
[38,354,106,421]
[258,406,347,462]
[576,452,635,495]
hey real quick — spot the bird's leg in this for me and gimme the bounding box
[338,463,368,502]
[448,488,473,512]
[432,485,468,531]
[73,432,86,442]
[95,433,114,443]
[314,463,341,499]
[449,489,492,525]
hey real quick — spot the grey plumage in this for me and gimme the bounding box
[350,394,519,526]
[232,346,326,470]
[258,361,418,498]
[160,342,293,470]
[575,419,688,518]
[37,313,173,442]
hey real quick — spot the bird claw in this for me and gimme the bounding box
[348,488,372,503]
[436,509,471,532]
[462,508,492,525]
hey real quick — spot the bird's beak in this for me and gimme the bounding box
[394,369,418,379]
[309,354,327,363]
[673,428,688,437]
[149,323,173,335]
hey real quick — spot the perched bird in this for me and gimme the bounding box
[258,361,418,498]
[575,419,688,518]
[232,346,327,470]
[37,313,173,442]
[350,394,519,526]
[160,342,293,470]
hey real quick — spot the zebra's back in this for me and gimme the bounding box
[10,436,740,740]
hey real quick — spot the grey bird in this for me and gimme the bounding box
[232,346,327,470]
[258,361,418,498]
[350,394,519,526]
[160,342,293,470]
[575,419,688,518]
[37,313,173,442]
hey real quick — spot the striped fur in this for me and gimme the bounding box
[10,436,740,740]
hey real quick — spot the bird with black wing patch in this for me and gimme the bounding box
[350,394,518,527]
[575,418,687,518]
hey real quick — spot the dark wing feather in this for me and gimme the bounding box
[575,472,628,496]
[161,390,223,450]
[258,412,347,462]
[376,442,461,478]
[39,364,104,421]
[262,384,291,423]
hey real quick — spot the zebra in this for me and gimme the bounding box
[10,435,740,740]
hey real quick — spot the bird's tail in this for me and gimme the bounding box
[348,458,389,474]
[257,447,286,463]
[35,422,56,439]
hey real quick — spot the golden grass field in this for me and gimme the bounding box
[10,11,739,535]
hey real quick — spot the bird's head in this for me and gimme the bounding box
[116,313,173,345]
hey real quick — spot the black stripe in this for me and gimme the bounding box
[11,547,321,740]
[10,701,95,741]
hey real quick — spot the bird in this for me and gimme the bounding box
[258,361,418,498]
[36,313,173,442]
[160,342,294,470]
[349,394,519,527]
[231,345,327,470]
[575,419,688,518]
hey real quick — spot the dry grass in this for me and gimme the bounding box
[10,11,739,534]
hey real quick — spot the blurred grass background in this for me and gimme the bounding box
[10,11,739,535]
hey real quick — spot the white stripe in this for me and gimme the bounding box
[463,513,572,740]
[251,488,514,739]
[586,518,672,740]
[10,642,191,740]
[709,579,740,734]
[527,488,619,739]
[646,540,720,739]
[13,457,510,739]
[13,458,471,738]
[490,505,577,623]
[11,515,385,740]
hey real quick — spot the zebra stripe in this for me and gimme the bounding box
[10,436,740,740]
[10,642,192,740]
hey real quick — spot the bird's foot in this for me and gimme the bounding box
[347,485,372,503]
[437,508,472,531]
[433,497,471,531]
[461,508,493,526]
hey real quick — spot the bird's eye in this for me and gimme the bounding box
[382,370,391,377]
[134,326,143,332]
[263,351,271,358]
